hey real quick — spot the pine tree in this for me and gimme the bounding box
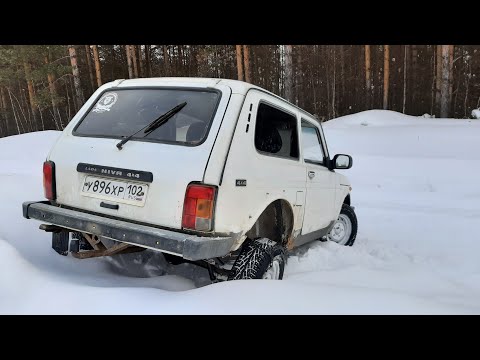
[383,45,390,109]
[236,45,244,81]
[243,45,251,83]
[284,45,293,102]
[364,45,371,107]
[68,45,85,110]
[85,45,96,92]
[92,45,102,87]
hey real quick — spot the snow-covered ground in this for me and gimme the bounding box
[1,110,480,314]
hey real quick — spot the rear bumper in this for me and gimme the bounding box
[22,201,236,261]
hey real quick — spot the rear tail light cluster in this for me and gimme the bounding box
[182,184,216,232]
[43,161,56,200]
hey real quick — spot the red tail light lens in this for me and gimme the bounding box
[43,161,56,200]
[182,184,216,231]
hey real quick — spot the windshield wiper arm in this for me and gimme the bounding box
[116,102,187,150]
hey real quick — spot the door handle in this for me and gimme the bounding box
[308,171,315,179]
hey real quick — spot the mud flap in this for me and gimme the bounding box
[52,231,69,256]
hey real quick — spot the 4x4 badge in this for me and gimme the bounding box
[236,179,247,186]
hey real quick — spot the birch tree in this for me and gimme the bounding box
[440,45,454,118]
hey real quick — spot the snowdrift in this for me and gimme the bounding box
[1,110,479,314]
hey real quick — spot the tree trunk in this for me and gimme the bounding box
[7,89,21,134]
[0,87,7,112]
[38,106,44,132]
[340,45,345,101]
[132,45,139,78]
[92,45,102,87]
[64,80,71,128]
[440,45,453,118]
[430,46,436,115]
[435,45,442,114]
[235,45,244,81]
[126,45,134,79]
[23,60,38,130]
[449,45,454,107]
[178,46,184,75]
[0,89,3,136]
[332,46,336,118]
[163,45,169,75]
[463,48,471,118]
[383,45,390,110]
[0,86,8,135]
[15,75,28,132]
[68,46,85,110]
[403,45,408,113]
[364,45,371,107]
[411,45,418,107]
[45,53,60,128]
[111,46,116,80]
[85,45,96,92]
[325,47,330,117]
[145,45,151,77]
[243,45,251,83]
[138,45,145,77]
[284,45,293,102]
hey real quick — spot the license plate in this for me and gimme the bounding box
[81,176,149,207]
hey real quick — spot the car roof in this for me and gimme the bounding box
[110,77,316,119]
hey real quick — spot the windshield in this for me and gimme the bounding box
[74,88,221,145]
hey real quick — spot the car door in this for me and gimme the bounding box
[216,90,307,247]
[297,118,336,243]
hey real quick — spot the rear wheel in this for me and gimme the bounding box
[327,204,358,246]
[228,238,286,280]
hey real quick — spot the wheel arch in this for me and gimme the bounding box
[245,198,295,247]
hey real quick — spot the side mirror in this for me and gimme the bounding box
[332,154,353,170]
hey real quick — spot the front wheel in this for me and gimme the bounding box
[327,204,358,246]
[228,238,287,280]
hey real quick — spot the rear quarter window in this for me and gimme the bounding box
[254,102,299,160]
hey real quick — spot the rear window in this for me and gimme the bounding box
[74,88,221,146]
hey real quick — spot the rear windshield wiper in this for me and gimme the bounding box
[116,102,187,150]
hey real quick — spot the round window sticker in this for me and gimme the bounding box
[92,92,118,113]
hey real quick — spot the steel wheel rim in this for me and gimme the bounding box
[263,255,282,280]
[327,214,352,245]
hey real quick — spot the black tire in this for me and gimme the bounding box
[328,204,358,246]
[228,238,287,280]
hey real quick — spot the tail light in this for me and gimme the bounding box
[182,184,216,232]
[43,161,56,200]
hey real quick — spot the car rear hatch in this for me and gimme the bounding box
[49,82,231,230]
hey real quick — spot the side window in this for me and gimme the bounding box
[254,102,299,159]
[301,120,325,164]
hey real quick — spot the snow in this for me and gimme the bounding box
[472,108,480,119]
[1,110,480,314]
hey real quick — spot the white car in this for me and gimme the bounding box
[23,77,357,281]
